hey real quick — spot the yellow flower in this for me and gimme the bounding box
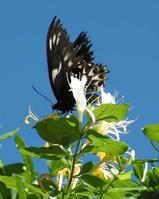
[92,163,113,180]
[96,151,116,163]
[97,152,106,161]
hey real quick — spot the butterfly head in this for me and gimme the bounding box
[52,99,74,115]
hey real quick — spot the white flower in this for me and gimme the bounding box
[97,119,134,140]
[101,85,116,104]
[95,86,134,140]
[126,149,135,161]
[24,106,39,124]
[99,85,124,105]
[69,75,95,123]
[69,76,87,112]
[56,167,69,191]
[141,162,148,182]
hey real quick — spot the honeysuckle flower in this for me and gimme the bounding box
[72,163,81,190]
[98,85,125,105]
[56,167,69,191]
[56,164,81,191]
[126,149,135,161]
[95,86,135,140]
[69,75,87,112]
[93,163,112,179]
[141,162,148,182]
[92,162,119,180]
[97,151,106,161]
[69,75,95,123]
[97,151,116,163]
[97,119,134,140]
[101,85,116,104]
[24,106,39,124]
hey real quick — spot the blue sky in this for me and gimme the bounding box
[0,1,159,171]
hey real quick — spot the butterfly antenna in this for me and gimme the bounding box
[32,86,53,105]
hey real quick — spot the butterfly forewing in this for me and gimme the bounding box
[47,17,81,112]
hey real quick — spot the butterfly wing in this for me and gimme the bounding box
[73,32,94,63]
[46,17,81,112]
[47,17,109,113]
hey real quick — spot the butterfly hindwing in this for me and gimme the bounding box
[73,31,94,63]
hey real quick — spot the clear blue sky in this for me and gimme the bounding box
[0,1,159,171]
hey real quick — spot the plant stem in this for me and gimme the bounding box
[66,135,81,195]
[99,166,126,199]
[65,110,83,197]
[98,176,118,199]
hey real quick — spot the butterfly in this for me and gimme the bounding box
[46,16,109,114]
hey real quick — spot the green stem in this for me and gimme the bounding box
[99,176,118,199]
[66,135,81,195]
[65,110,83,197]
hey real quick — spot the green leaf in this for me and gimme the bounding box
[20,146,66,160]
[112,179,143,190]
[101,179,145,199]
[34,114,79,146]
[47,158,68,176]
[102,191,126,199]
[88,131,128,156]
[118,170,133,180]
[0,175,16,189]
[24,181,50,198]
[143,124,159,142]
[26,194,41,199]
[0,163,25,176]
[0,128,19,140]
[134,158,159,164]
[93,104,129,122]
[15,176,27,199]
[81,174,106,189]
[0,182,11,199]
[132,161,144,180]
[15,135,36,179]
[73,186,96,198]
[80,161,94,175]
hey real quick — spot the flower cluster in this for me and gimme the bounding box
[24,75,135,194]
[69,75,134,141]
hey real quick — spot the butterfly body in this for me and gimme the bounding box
[46,17,109,114]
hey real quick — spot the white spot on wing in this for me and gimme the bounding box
[53,34,56,44]
[52,69,60,83]
[68,60,73,67]
[64,52,71,61]
[88,69,94,77]
[49,39,52,50]
[82,67,86,74]
[56,36,60,45]
[59,62,62,70]
[92,74,100,81]
[58,32,61,37]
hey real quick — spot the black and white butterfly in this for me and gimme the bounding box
[46,16,109,114]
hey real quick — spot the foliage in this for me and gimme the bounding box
[1,94,159,198]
